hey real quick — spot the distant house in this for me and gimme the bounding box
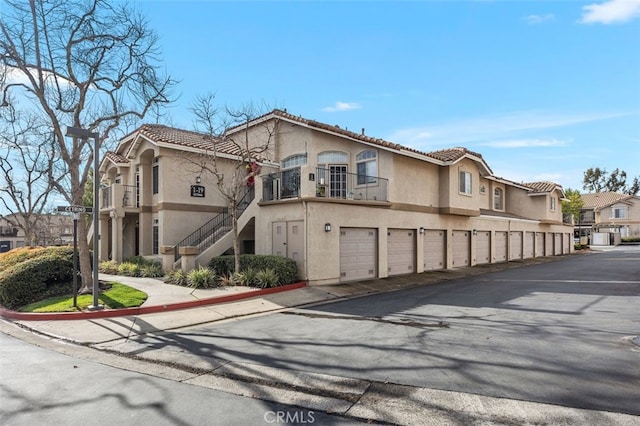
[98,109,573,285]
[578,192,640,243]
[0,213,74,252]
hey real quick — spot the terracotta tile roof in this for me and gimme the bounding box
[523,181,560,194]
[425,147,485,162]
[104,152,129,165]
[581,192,634,209]
[137,124,214,151]
[113,124,267,161]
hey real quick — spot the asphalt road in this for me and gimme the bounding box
[0,332,359,425]
[118,247,640,416]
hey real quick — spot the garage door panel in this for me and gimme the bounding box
[340,228,377,282]
[510,231,523,260]
[495,231,508,262]
[554,233,562,255]
[452,230,470,268]
[424,230,446,271]
[388,229,416,276]
[524,232,535,259]
[475,231,490,265]
[545,233,553,256]
[535,232,545,257]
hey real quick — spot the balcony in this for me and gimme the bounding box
[262,167,388,202]
[100,184,139,210]
[0,226,18,237]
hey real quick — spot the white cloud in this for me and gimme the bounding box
[481,138,568,148]
[387,110,628,149]
[580,0,640,24]
[523,14,555,25]
[322,101,361,112]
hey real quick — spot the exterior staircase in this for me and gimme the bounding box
[172,187,255,269]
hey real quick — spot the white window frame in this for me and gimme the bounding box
[459,171,472,195]
[493,188,503,210]
[610,206,628,219]
[356,150,377,185]
[550,196,557,211]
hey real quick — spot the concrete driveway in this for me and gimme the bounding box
[99,246,640,419]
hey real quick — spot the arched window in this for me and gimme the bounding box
[282,154,307,169]
[356,150,377,184]
[494,188,503,210]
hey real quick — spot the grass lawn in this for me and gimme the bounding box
[19,281,148,313]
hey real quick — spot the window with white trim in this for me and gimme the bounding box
[494,188,503,210]
[550,196,557,211]
[356,150,377,185]
[611,206,628,219]
[459,171,472,195]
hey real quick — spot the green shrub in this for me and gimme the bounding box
[622,237,640,243]
[209,255,297,285]
[117,262,141,277]
[99,260,119,274]
[218,273,237,287]
[255,268,279,288]
[140,262,164,278]
[0,246,77,309]
[123,255,149,265]
[165,269,189,287]
[187,266,218,289]
[235,268,258,286]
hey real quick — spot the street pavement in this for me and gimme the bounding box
[1,246,639,425]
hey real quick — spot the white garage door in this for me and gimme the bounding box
[495,231,508,262]
[535,232,545,257]
[340,228,377,282]
[524,232,535,259]
[388,229,416,276]
[452,230,470,268]
[475,231,491,265]
[546,233,554,256]
[423,229,446,271]
[563,233,571,254]
[510,231,523,260]
[554,233,562,255]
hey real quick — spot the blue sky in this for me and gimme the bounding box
[134,1,637,190]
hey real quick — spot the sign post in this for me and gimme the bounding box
[57,206,93,308]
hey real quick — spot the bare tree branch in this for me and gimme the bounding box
[0,0,177,291]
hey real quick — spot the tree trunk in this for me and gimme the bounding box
[232,204,241,274]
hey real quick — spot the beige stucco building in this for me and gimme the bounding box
[578,192,640,242]
[98,109,573,285]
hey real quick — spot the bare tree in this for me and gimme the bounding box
[189,94,277,274]
[0,101,57,245]
[0,0,175,292]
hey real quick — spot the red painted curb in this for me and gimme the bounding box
[0,281,307,322]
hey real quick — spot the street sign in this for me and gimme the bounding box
[57,205,93,213]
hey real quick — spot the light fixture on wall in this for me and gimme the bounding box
[325,223,331,232]
[419,227,425,234]
[473,229,477,235]
[195,176,201,184]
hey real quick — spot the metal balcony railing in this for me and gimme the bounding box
[261,167,388,202]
